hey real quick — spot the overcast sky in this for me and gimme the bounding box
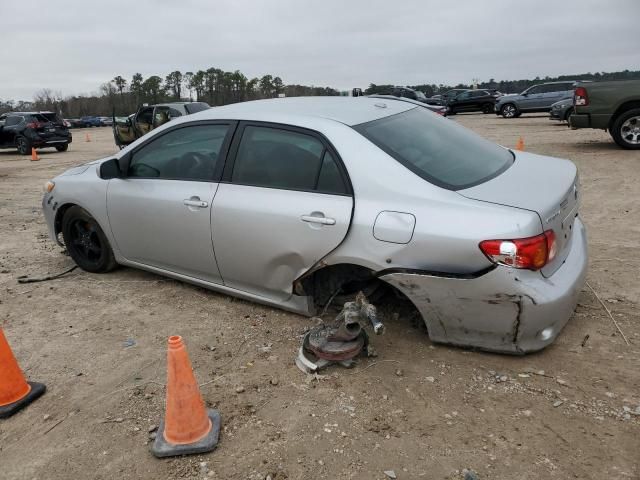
[1,0,638,100]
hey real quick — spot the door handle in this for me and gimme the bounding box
[301,215,336,225]
[183,199,208,208]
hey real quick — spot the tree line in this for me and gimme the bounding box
[0,68,340,117]
[1,68,639,118]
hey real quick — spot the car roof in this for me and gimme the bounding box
[186,97,415,126]
[4,111,53,115]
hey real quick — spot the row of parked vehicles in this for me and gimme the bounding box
[385,79,640,149]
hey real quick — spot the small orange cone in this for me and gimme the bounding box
[85,133,91,142]
[0,328,46,418]
[31,148,40,161]
[515,136,525,151]
[151,335,221,457]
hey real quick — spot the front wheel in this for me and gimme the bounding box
[16,136,31,155]
[500,103,518,118]
[55,143,69,152]
[62,206,117,273]
[610,108,640,150]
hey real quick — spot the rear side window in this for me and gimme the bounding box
[231,126,348,194]
[128,124,229,181]
[354,107,513,190]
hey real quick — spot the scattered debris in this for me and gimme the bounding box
[296,292,384,374]
[463,469,480,480]
[581,334,590,347]
[235,385,246,394]
[586,281,630,346]
[384,470,397,479]
[17,265,77,284]
[553,400,564,408]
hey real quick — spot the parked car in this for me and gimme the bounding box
[549,99,574,122]
[430,89,468,106]
[66,118,87,128]
[0,111,72,154]
[368,94,448,116]
[113,101,210,148]
[99,116,113,126]
[495,81,578,118]
[81,116,104,127]
[446,89,499,114]
[569,80,640,149]
[42,97,587,354]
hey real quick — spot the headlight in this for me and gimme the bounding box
[44,181,55,193]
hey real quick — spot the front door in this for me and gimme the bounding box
[107,122,234,283]
[211,123,353,300]
[519,85,545,111]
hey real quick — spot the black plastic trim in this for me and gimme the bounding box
[375,264,496,280]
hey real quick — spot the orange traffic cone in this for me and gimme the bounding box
[0,328,46,418]
[515,136,525,151]
[85,133,91,142]
[151,335,221,457]
[31,148,40,161]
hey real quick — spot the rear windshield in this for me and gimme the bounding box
[40,112,62,123]
[354,107,513,190]
[185,102,210,114]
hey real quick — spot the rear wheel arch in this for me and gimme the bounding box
[609,100,640,128]
[294,262,423,325]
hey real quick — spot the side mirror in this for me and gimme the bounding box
[99,158,122,179]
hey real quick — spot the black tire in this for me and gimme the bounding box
[62,206,117,273]
[610,108,640,150]
[482,103,493,114]
[564,108,574,122]
[55,143,69,152]
[500,103,518,118]
[16,136,31,155]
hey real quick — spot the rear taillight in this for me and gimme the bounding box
[479,230,557,270]
[26,121,45,129]
[574,87,589,106]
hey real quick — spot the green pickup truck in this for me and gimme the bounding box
[569,80,640,149]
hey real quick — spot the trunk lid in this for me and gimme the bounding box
[458,151,579,277]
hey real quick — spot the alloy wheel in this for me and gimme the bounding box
[620,116,640,145]
[502,105,516,118]
[69,220,103,266]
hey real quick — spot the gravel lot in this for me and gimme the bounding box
[0,116,638,480]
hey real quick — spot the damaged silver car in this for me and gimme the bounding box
[42,97,587,353]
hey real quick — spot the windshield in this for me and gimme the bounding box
[354,107,513,190]
[414,91,426,100]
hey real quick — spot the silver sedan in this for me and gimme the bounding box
[42,97,588,353]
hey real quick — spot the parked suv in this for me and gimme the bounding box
[446,89,499,114]
[495,81,577,118]
[0,112,72,155]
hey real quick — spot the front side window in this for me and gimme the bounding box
[525,85,543,95]
[355,107,513,190]
[231,126,348,194]
[128,124,229,181]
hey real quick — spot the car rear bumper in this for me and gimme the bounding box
[569,113,611,130]
[379,217,588,354]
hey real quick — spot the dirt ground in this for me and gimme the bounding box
[1,116,638,480]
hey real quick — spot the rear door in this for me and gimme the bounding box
[211,123,353,300]
[107,122,235,283]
